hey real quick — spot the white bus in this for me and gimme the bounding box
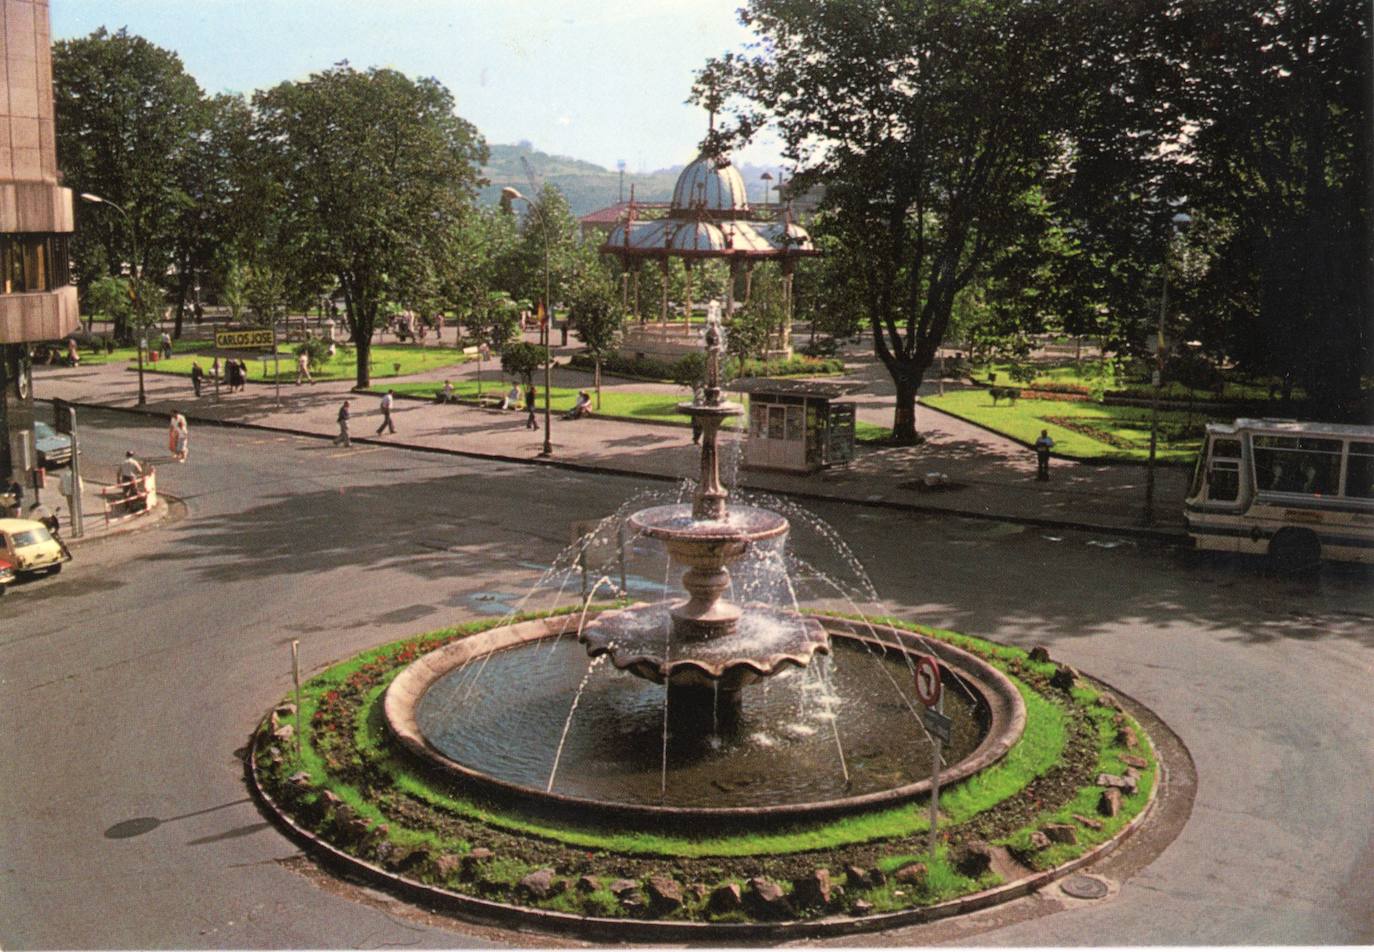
[1185,418,1374,567]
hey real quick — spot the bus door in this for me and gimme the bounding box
[1202,435,1244,506]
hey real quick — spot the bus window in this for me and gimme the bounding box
[1208,461,1240,501]
[1346,442,1374,499]
[1253,435,1342,495]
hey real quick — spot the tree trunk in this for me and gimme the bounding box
[355,330,371,390]
[892,377,919,443]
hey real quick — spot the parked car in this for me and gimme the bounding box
[0,555,14,594]
[0,517,69,577]
[33,421,73,468]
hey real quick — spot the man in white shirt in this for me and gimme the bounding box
[376,391,396,435]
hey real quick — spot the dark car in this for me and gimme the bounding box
[33,421,72,468]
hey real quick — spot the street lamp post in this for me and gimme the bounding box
[759,171,773,208]
[1144,210,1192,525]
[502,187,553,457]
[80,192,146,406]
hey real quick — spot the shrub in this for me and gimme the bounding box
[294,337,334,371]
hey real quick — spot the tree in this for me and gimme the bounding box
[568,271,625,408]
[463,290,521,394]
[254,64,487,388]
[1168,1,1371,417]
[501,341,548,388]
[508,184,582,312]
[700,0,1101,442]
[53,28,207,343]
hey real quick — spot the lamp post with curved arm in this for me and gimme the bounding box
[1144,209,1192,525]
[502,187,553,457]
[80,192,147,406]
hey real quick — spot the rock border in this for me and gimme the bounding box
[248,663,1174,941]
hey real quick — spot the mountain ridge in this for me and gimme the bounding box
[481,141,784,217]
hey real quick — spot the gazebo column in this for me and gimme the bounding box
[742,261,755,309]
[725,258,739,326]
[659,258,671,327]
[633,263,643,325]
[781,258,796,356]
[683,260,694,332]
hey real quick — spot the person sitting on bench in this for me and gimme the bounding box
[564,390,592,420]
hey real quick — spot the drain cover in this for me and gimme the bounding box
[1061,875,1109,900]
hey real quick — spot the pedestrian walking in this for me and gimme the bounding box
[295,350,313,385]
[525,384,538,430]
[159,331,173,360]
[190,361,204,397]
[376,390,396,435]
[168,411,189,462]
[1034,429,1055,481]
[334,399,352,447]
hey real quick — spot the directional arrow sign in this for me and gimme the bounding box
[915,655,942,707]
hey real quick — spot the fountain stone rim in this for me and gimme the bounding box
[383,612,1027,822]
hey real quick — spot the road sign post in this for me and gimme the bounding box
[916,654,946,857]
[53,400,84,538]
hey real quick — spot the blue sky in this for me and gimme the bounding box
[50,0,784,173]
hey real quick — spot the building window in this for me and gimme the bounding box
[1,234,72,293]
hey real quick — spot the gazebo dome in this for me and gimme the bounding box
[671,154,749,219]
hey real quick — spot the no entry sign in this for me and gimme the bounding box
[915,655,942,707]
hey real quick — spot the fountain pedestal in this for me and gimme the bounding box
[578,316,831,731]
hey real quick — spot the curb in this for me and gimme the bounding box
[244,674,1174,942]
[63,488,179,549]
[68,401,1190,545]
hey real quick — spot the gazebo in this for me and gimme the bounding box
[601,145,818,360]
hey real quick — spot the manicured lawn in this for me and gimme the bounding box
[138,344,472,382]
[970,360,1304,402]
[77,339,212,367]
[382,380,746,428]
[923,389,1211,462]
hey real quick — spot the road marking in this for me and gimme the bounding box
[328,447,381,458]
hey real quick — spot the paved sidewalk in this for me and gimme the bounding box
[32,356,1191,539]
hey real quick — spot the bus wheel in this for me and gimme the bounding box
[1269,529,1321,575]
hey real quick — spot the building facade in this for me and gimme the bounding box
[1,0,78,482]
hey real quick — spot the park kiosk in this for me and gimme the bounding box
[734,378,859,473]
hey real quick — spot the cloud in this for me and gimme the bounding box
[557,114,573,127]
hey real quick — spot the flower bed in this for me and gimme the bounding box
[253,612,1159,929]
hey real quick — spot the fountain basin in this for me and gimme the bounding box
[384,612,1026,824]
[628,503,789,551]
[580,601,830,689]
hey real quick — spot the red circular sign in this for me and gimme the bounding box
[915,655,942,707]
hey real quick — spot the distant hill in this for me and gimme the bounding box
[481,142,785,218]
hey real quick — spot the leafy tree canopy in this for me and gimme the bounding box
[253,63,488,387]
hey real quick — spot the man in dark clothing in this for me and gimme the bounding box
[334,400,352,447]
[525,385,538,430]
[1034,430,1055,481]
[190,361,205,397]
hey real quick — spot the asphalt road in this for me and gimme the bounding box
[2,408,1372,948]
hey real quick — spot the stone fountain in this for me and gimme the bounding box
[577,316,830,725]
[382,318,1025,819]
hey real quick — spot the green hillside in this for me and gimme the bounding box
[481,142,783,218]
